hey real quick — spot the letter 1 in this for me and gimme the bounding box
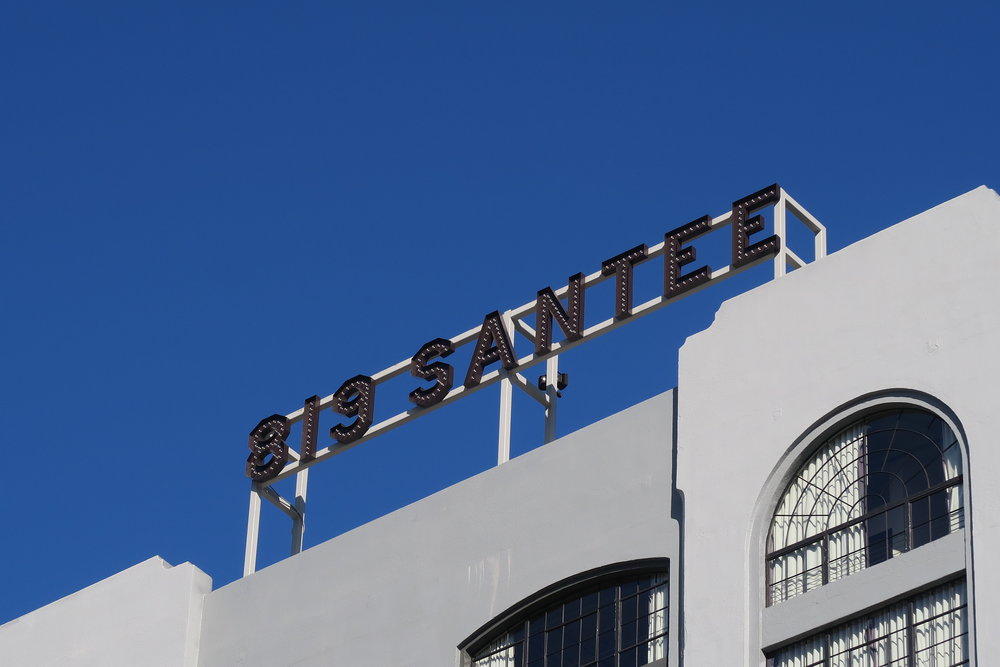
[409,338,455,408]
[732,184,781,268]
[330,375,375,444]
[535,273,585,355]
[464,311,518,388]
[664,215,712,298]
[246,414,290,482]
[300,395,320,461]
[601,244,647,320]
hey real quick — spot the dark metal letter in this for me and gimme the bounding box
[664,215,712,298]
[732,184,781,268]
[330,375,375,444]
[464,311,518,388]
[246,414,290,482]
[300,395,320,461]
[409,337,455,408]
[601,244,647,320]
[534,272,585,355]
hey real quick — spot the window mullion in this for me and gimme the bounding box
[615,583,621,667]
[906,600,916,667]
[906,497,914,554]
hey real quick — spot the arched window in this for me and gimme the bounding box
[766,408,964,605]
[461,561,669,667]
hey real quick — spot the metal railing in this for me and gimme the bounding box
[767,478,964,606]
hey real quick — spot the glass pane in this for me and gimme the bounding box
[564,597,582,622]
[927,488,953,542]
[564,620,581,649]
[598,630,616,658]
[598,603,615,633]
[912,495,931,547]
[580,635,596,664]
[546,628,563,654]
[528,633,544,660]
[621,592,638,626]
[581,612,597,639]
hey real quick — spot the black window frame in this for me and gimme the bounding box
[766,577,969,667]
[459,559,669,667]
[766,408,964,605]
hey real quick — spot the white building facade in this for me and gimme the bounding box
[2,186,997,666]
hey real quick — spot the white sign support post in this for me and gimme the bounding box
[242,188,827,576]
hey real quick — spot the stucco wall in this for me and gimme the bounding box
[676,186,1000,666]
[0,556,211,667]
[198,392,678,667]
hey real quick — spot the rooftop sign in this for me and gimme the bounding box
[242,184,827,575]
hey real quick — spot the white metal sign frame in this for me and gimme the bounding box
[244,189,826,576]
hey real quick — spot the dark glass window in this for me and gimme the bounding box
[767,409,963,605]
[469,570,668,667]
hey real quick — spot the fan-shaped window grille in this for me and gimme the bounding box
[767,409,964,606]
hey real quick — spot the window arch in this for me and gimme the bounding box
[766,408,964,605]
[460,560,669,667]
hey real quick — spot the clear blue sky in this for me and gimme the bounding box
[2,1,998,623]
